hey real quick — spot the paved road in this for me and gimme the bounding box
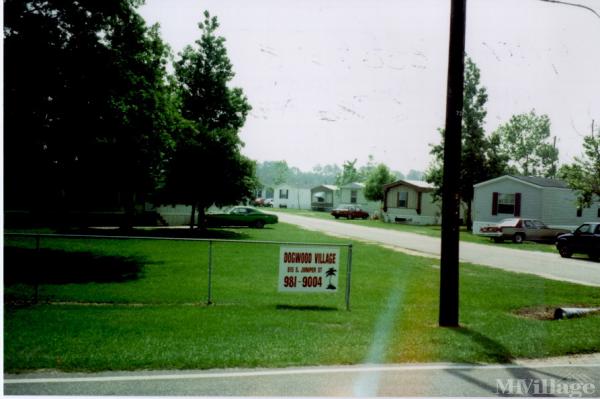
[6,356,600,396]
[274,213,600,287]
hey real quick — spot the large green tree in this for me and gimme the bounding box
[174,11,251,131]
[4,0,175,226]
[559,121,600,207]
[165,11,256,228]
[426,57,508,229]
[364,164,396,202]
[494,110,559,178]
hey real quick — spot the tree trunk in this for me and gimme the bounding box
[197,206,206,231]
[189,203,196,229]
[465,200,473,231]
[120,190,135,231]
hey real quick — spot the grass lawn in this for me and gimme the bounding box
[4,223,600,373]
[272,207,558,253]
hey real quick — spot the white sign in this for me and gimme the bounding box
[278,246,340,292]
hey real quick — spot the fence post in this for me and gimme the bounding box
[207,240,213,305]
[345,244,353,311]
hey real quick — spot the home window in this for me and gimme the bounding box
[577,207,582,217]
[497,194,515,214]
[350,190,357,204]
[397,191,408,208]
[279,189,289,199]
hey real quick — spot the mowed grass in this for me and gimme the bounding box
[273,207,559,253]
[4,223,600,373]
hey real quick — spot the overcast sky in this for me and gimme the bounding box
[139,0,600,174]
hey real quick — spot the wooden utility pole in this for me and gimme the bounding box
[439,0,467,327]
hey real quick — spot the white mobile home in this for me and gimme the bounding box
[472,175,600,233]
[273,184,311,209]
[149,203,223,226]
[382,180,440,225]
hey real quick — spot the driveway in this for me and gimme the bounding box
[274,213,600,287]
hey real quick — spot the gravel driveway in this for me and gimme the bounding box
[274,212,600,287]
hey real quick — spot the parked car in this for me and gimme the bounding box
[556,222,600,260]
[253,197,265,207]
[479,218,571,244]
[205,206,278,228]
[253,198,273,207]
[331,205,369,220]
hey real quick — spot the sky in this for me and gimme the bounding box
[138,0,600,175]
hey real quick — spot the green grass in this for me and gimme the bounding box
[4,223,600,373]
[272,207,558,253]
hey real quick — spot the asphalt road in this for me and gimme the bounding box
[5,356,600,396]
[274,212,600,287]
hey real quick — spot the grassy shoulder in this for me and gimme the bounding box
[271,207,558,253]
[5,223,599,372]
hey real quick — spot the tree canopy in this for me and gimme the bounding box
[5,4,258,229]
[493,110,559,178]
[559,121,600,207]
[4,0,175,223]
[335,159,362,187]
[163,11,256,228]
[256,161,291,187]
[426,57,508,229]
[364,164,396,202]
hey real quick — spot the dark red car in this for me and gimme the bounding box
[331,205,369,220]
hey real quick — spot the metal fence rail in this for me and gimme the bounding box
[5,233,354,310]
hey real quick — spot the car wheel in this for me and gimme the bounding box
[558,245,572,258]
[589,252,600,262]
[349,215,354,220]
[362,215,368,220]
[253,220,265,229]
[334,215,339,219]
[513,234,524,244]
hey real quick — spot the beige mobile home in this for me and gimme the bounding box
[382,180,440,225]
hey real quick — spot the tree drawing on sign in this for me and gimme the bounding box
[325,268,337,290]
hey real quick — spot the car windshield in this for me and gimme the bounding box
[498,219,519,227]
[576,224,592,234]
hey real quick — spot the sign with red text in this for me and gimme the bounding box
[279,246,340,292]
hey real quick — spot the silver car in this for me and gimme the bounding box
[479,218,571,244]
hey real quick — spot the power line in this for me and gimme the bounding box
[538,0,600,19]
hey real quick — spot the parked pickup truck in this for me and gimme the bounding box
[556,222,600,260]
